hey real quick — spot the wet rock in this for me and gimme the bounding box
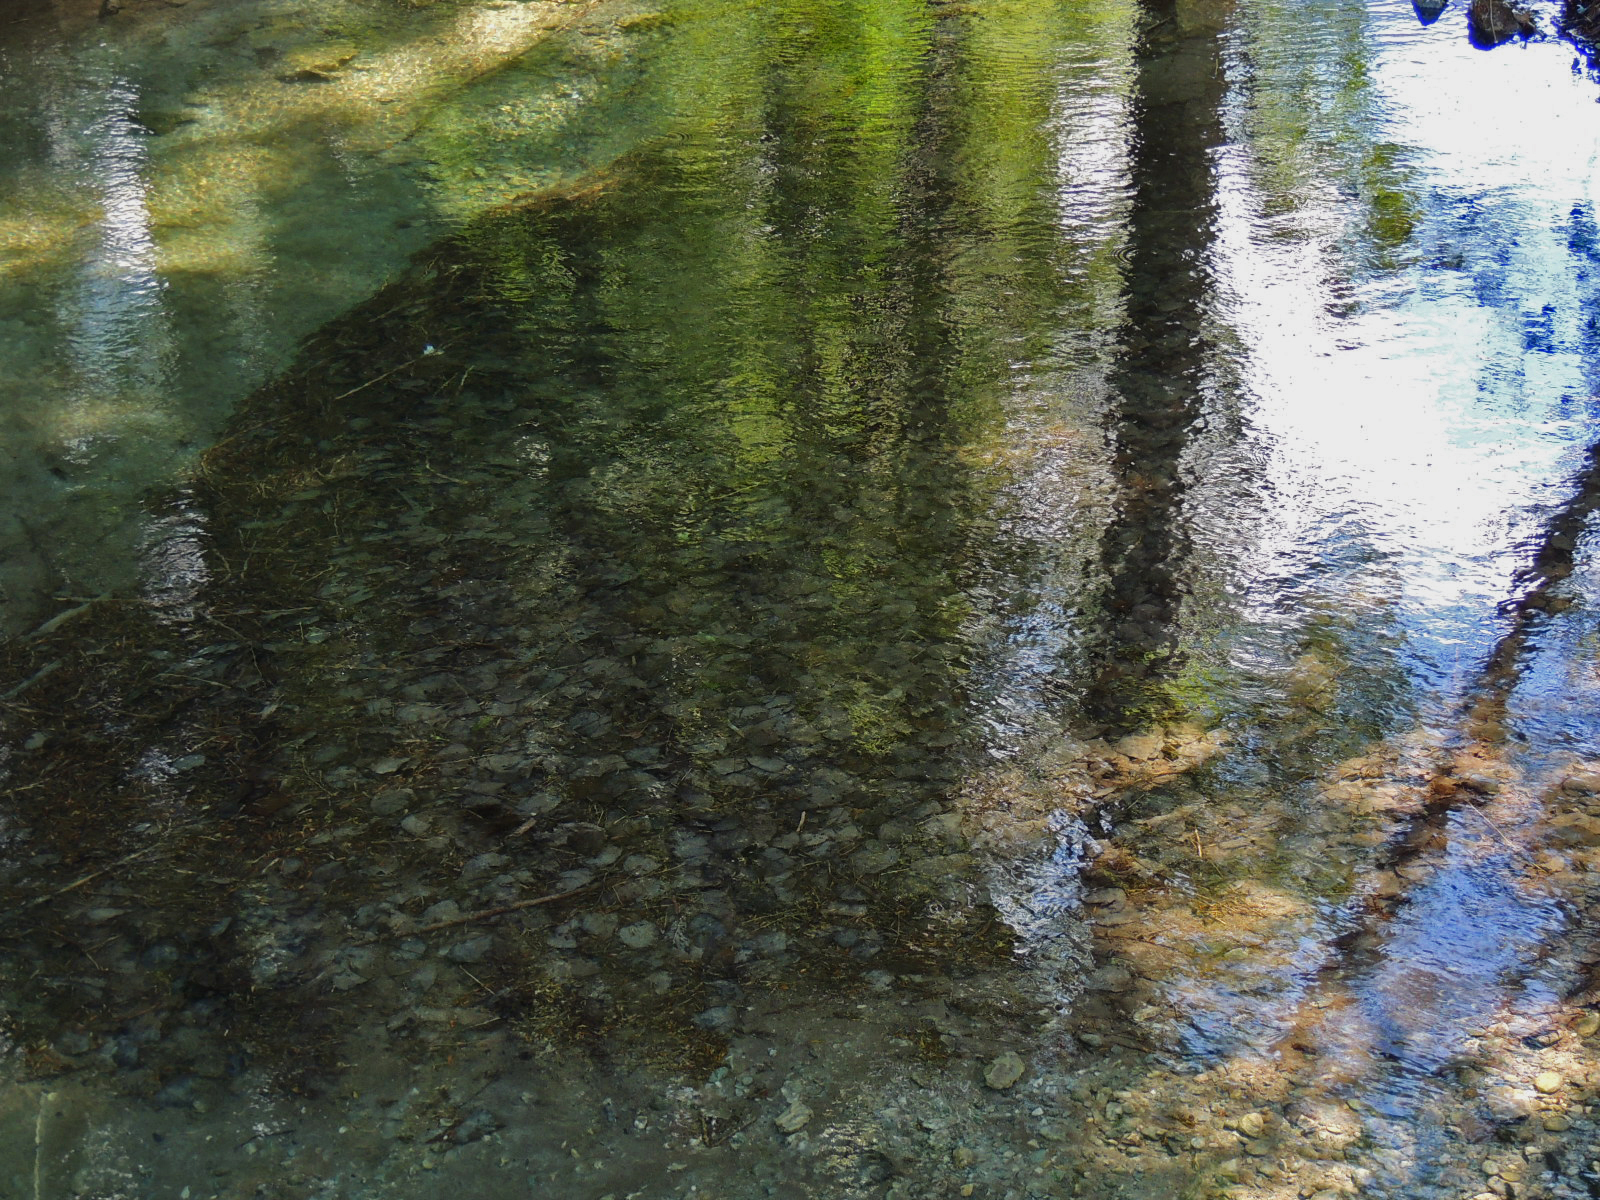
[618,921,658,949]
[984,1051,1026,1090]
[1114,731,1164,761]
[1086,964,1134,992]
[562,823,608,856]
[422,900,462,925]
[1237,1111,1265,1138]
[775,1099,813,1133]
[444,935,495,964]
[693,1005,737,1033]
[1485,1155,1527,1182]
[1533,1071,1563,1094]
[1574,1012,1600,1037]
[850,841,900,873]
[452,1109,500,1144]
[1469,0,1535,43]
[460,852,508,880]
[1083,887,1127,907]
[400,814,432,837]
[578,912,619,940]
[280,43,358,82]
[371,788,413,818]
[141,942,181,968]
[154,1074,197,1108]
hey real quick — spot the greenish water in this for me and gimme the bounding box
[5,0,1600,1196]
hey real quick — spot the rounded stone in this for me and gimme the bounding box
[983,1051,1026,1090]
[1533,1071,1563,1094]
[774,1100,812,1133]
[618,921,657,949]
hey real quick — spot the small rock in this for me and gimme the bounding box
[618,921,657,949]
[1574,1012,1600,1037]
[578,912,618,940]
[1114,732,1164,761]
[952,1146,977,1168]
[562,824,607,856]
[1237,1111,1265,1138]
[1083,888,1127,908]
[775,1100,813,1133]
[1543,1113,1571,1132]
[692,1005,736,1033]
[1086,964,1134,992]
[1468,0,1536,44]
[371,788,413,817]
[452,1109,499,1144]
[444,935,494,964]
[1533,1071,1563,1094]
[984,1051,1026,1090]
[400,814,431,836]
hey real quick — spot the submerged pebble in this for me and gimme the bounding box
[984,1051,1026,1090]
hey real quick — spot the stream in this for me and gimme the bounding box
[4,0,1600,1197]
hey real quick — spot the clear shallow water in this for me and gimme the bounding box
[0,0,679,632]
[4,0,1600,1195]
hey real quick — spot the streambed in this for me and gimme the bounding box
[4,0,1600,1198]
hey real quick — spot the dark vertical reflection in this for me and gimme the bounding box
[1081,0,1230,728]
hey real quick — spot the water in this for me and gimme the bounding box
[4,0,1600,1196]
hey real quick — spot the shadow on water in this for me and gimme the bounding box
[0,0,1090,1090]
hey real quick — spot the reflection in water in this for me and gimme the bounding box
[62,74,168,400]
[1080,0,1230,728]
[0,0,675,634]
[6,0,1600,1195]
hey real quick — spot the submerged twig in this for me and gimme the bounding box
[412,884,593,934]
[1,660,61,703]
[22,845,161,910]
[1463,802,1520,855]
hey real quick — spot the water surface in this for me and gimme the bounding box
[4,0,1600,1196]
